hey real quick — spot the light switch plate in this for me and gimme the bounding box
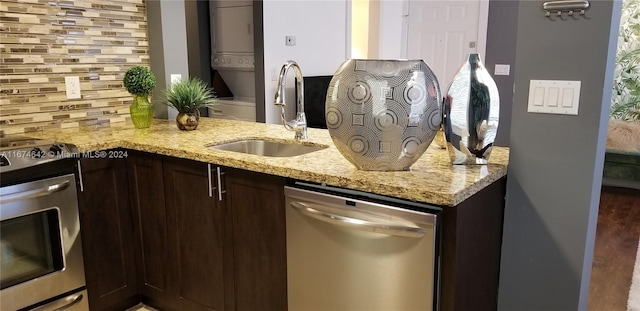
[494,64,510,76]
[527,80,581,115]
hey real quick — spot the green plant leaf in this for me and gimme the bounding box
[163,77,217,113]
[123,66,156,96]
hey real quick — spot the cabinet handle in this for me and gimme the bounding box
[77,160,84,192]
[216,167,226,201]
[208,163,214,198]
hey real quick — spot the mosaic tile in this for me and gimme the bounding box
[0,0,149,134]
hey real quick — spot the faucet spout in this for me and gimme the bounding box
[274,60,307,140]
[274,84,286,106]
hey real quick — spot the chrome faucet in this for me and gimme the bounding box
[274,60,307,140]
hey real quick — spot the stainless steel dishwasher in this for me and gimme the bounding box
[285,182,441,311]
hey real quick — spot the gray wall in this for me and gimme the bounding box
[148,0,213,119]
[185,0,213,117]
[147,0,190,119]
[485,0,519,147]
[254,1,266,123]
[185,0,213,87]
[497,0,621,310]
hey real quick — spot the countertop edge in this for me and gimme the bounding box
[72,141,507,207]
[26,119,509,207]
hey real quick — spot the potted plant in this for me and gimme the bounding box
[123,66,156,128]
[164,77,216,131]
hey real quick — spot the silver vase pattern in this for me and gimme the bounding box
[325,59,442,171]
[443,53,500,165]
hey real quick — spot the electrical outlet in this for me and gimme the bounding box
[170,74,182,86]
[65,76,81,99]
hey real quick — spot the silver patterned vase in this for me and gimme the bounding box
[325,59,442,171]
[443,53,500,165]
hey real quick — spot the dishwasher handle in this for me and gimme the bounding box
[289,201,425,238]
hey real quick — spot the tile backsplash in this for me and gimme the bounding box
[0,0,150,135]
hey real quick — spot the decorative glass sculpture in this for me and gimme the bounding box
[443,53,500,165]
[325,59,442,171]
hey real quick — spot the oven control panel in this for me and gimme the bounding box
[0,142,78,174]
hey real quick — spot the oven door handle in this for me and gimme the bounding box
[27,291,84,311]
[0,180,70,204]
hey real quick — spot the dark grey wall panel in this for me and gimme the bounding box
[485,0,519,146]
[185,0,213,116]
[147,0,167,118]
[498,0,621,310]
[254,1,266,123]
[185,0,213,86]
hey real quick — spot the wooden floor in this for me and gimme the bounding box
[588,186,640,311]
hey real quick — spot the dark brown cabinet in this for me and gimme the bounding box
[125,152,287,311]
[77,156,139,311]
[78,149,502,311]
[127,152,174,310]
[440,177,507,311]
[221,168,287,311]
[163,157,225,311]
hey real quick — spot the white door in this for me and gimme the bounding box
[405,0,486,89]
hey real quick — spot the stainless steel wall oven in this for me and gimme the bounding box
[0,136,88,311]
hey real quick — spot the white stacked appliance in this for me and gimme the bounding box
[208,0,256,121]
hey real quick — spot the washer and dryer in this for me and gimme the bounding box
[208,0,256,121]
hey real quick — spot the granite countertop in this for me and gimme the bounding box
[25,118,509,206]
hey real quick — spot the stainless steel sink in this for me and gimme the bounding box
[208,139,328,157]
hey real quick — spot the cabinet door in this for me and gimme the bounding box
[127,152,175,310]
[222,168,287,311]
[77,156,138,311]
[163,157,225,311]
